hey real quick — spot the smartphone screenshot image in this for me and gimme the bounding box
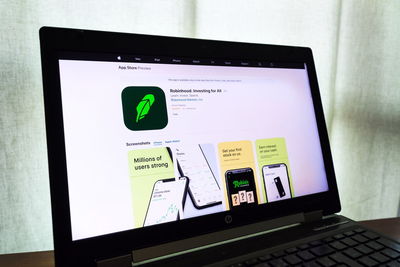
[225,168,258,210]
[262,163,292,202]
[143,177,188,227]
[175,145,222,209]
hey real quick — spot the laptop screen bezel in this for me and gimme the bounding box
[39,26,340,266]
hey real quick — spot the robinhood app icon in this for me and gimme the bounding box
[122,86,168,131]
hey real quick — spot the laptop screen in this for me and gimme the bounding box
[57,54,329,241]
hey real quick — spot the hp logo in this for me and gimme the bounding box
[224,215,233,224]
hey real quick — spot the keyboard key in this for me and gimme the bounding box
[283,254,302,265]
[272,250,286,258]
[329,253,363,267]
[369,252,390,263]
[387,261,400,267]
[310,245,335,256]
[333,234,345,240]
[269,258,289,267]
[341,237,358,247]
[377,238,400,253]
[381,248,400,259]
[302,261,320,267]
[352,234,369,243]
[322,237,334,243]
[343,230,355,237]
[354,228,366,233]
[329,241,347,250]
[253,263,270,267]
[284,247,297,254]
[329,253,345,263]
[362,231,380,240]
[297,250,315,261]
[343,248,362,259]
[358,256,379,267]
[354,244,373,255]
[309,240,323,246]
[229,263,245,267]
[365,241,384,251]
[297,244,310,250]
[258,254,272,262]
[316,257,336,267]
[244,258,259,265]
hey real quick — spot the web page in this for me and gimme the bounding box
[58,58,329,240]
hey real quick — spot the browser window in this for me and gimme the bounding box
[58,55,329,240]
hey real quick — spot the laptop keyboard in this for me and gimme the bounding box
[228,228,400,267]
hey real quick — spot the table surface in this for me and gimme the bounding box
[1,217,399,267]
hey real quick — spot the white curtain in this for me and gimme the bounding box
[0,0,398,254]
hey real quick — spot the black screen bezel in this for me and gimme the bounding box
[39,26,340,266]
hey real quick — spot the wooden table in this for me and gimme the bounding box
[359,217,400,242]
[1,217,399,267]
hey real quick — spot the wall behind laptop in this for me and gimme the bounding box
[0,0,399,254]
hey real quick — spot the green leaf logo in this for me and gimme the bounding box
[122,87,167,131]
[136,94,155,123]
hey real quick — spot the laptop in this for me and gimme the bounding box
[39,27,400,267]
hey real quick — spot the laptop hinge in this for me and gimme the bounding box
[131,212,306,265]
[302,210,323,223]
[96,254,132,267]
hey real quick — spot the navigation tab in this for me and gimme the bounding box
[59,52,305,69]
